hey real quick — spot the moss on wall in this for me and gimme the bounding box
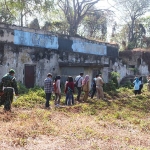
[143,52,150,72]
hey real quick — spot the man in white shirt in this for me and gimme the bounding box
[75,72,84,102]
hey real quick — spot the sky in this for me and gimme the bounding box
[97,0,115,10]
[97,0,150,19]
[97,0,121,23]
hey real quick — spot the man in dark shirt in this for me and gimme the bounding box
[0,69,18,112]
[44,73,53,109]
[91,75,98,99]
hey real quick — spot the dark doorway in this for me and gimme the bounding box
[24,65,35,88]
[137,58,141,67]
[92,69,101,78]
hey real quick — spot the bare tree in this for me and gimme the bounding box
[82,10,108,40]
[113,0,150,48]
[57,0,101,36]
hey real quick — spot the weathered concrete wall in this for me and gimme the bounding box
[115,50,150,82]
[0,45,58,86]
[0,23,118,87]
[0,44,109,87]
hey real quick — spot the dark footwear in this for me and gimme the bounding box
[45,106,51,110]
[3,109,11,113]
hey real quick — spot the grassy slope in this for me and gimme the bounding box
[0,86,150,150]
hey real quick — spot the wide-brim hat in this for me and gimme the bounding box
[9,69,15,74]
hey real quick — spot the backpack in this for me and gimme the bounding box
[92,79,96,88]
[68,87,73,92]
[74,77,81,87]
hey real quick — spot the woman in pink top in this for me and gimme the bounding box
[82,75,90,102]
[54,75,61,107]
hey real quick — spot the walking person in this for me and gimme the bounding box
[65,76,74,105]
[44,73,53,109]
[75,72,84,102]
[54,75,61,107]
[133,77,141,95]
[0,69,18,112]
[95,74,104,99]
[64,76,69,104]
[91,75,98,99]
[138,76,143,94]
[82,75,90,102]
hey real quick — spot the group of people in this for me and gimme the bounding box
[44,72,105,109]
[74,72,104,101]
[1,69,150,112]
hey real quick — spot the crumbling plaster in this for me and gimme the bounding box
[113,50,150,83]
[0,44,109,86]
[0,23,118,87]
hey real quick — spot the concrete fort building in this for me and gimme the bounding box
[0,23,118,88]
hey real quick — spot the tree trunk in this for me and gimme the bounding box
[20,12,23,27]
[130,19,135,42]
[69,24,78,36]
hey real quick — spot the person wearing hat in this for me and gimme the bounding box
[75,72,84,102]
[0,69,18,112]
[44,73,53,109]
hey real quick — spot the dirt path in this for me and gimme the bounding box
[0,107,150,150]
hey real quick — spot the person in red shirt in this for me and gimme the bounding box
[65,76,74,105]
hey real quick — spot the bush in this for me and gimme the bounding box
[110,71,120,88]
[13,91,45,108]
[103,81,116,92]
[17,82,28,94]
[104,72,120,92]
[121,81,133,89]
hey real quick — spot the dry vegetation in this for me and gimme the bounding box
[0,85,150,150]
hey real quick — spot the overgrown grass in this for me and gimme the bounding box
[13,87,45,108]
[13,84,150,118]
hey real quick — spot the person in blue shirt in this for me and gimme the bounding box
[138,76,143,94]
[133,77,141,95]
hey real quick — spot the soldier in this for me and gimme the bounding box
[0,69,18,112]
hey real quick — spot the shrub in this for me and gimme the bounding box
[17,82,28,94]
[13,92,45,108]
[104,72,120,92]
[121,81,133,89]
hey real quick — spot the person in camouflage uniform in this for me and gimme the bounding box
[0,69,18,112]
